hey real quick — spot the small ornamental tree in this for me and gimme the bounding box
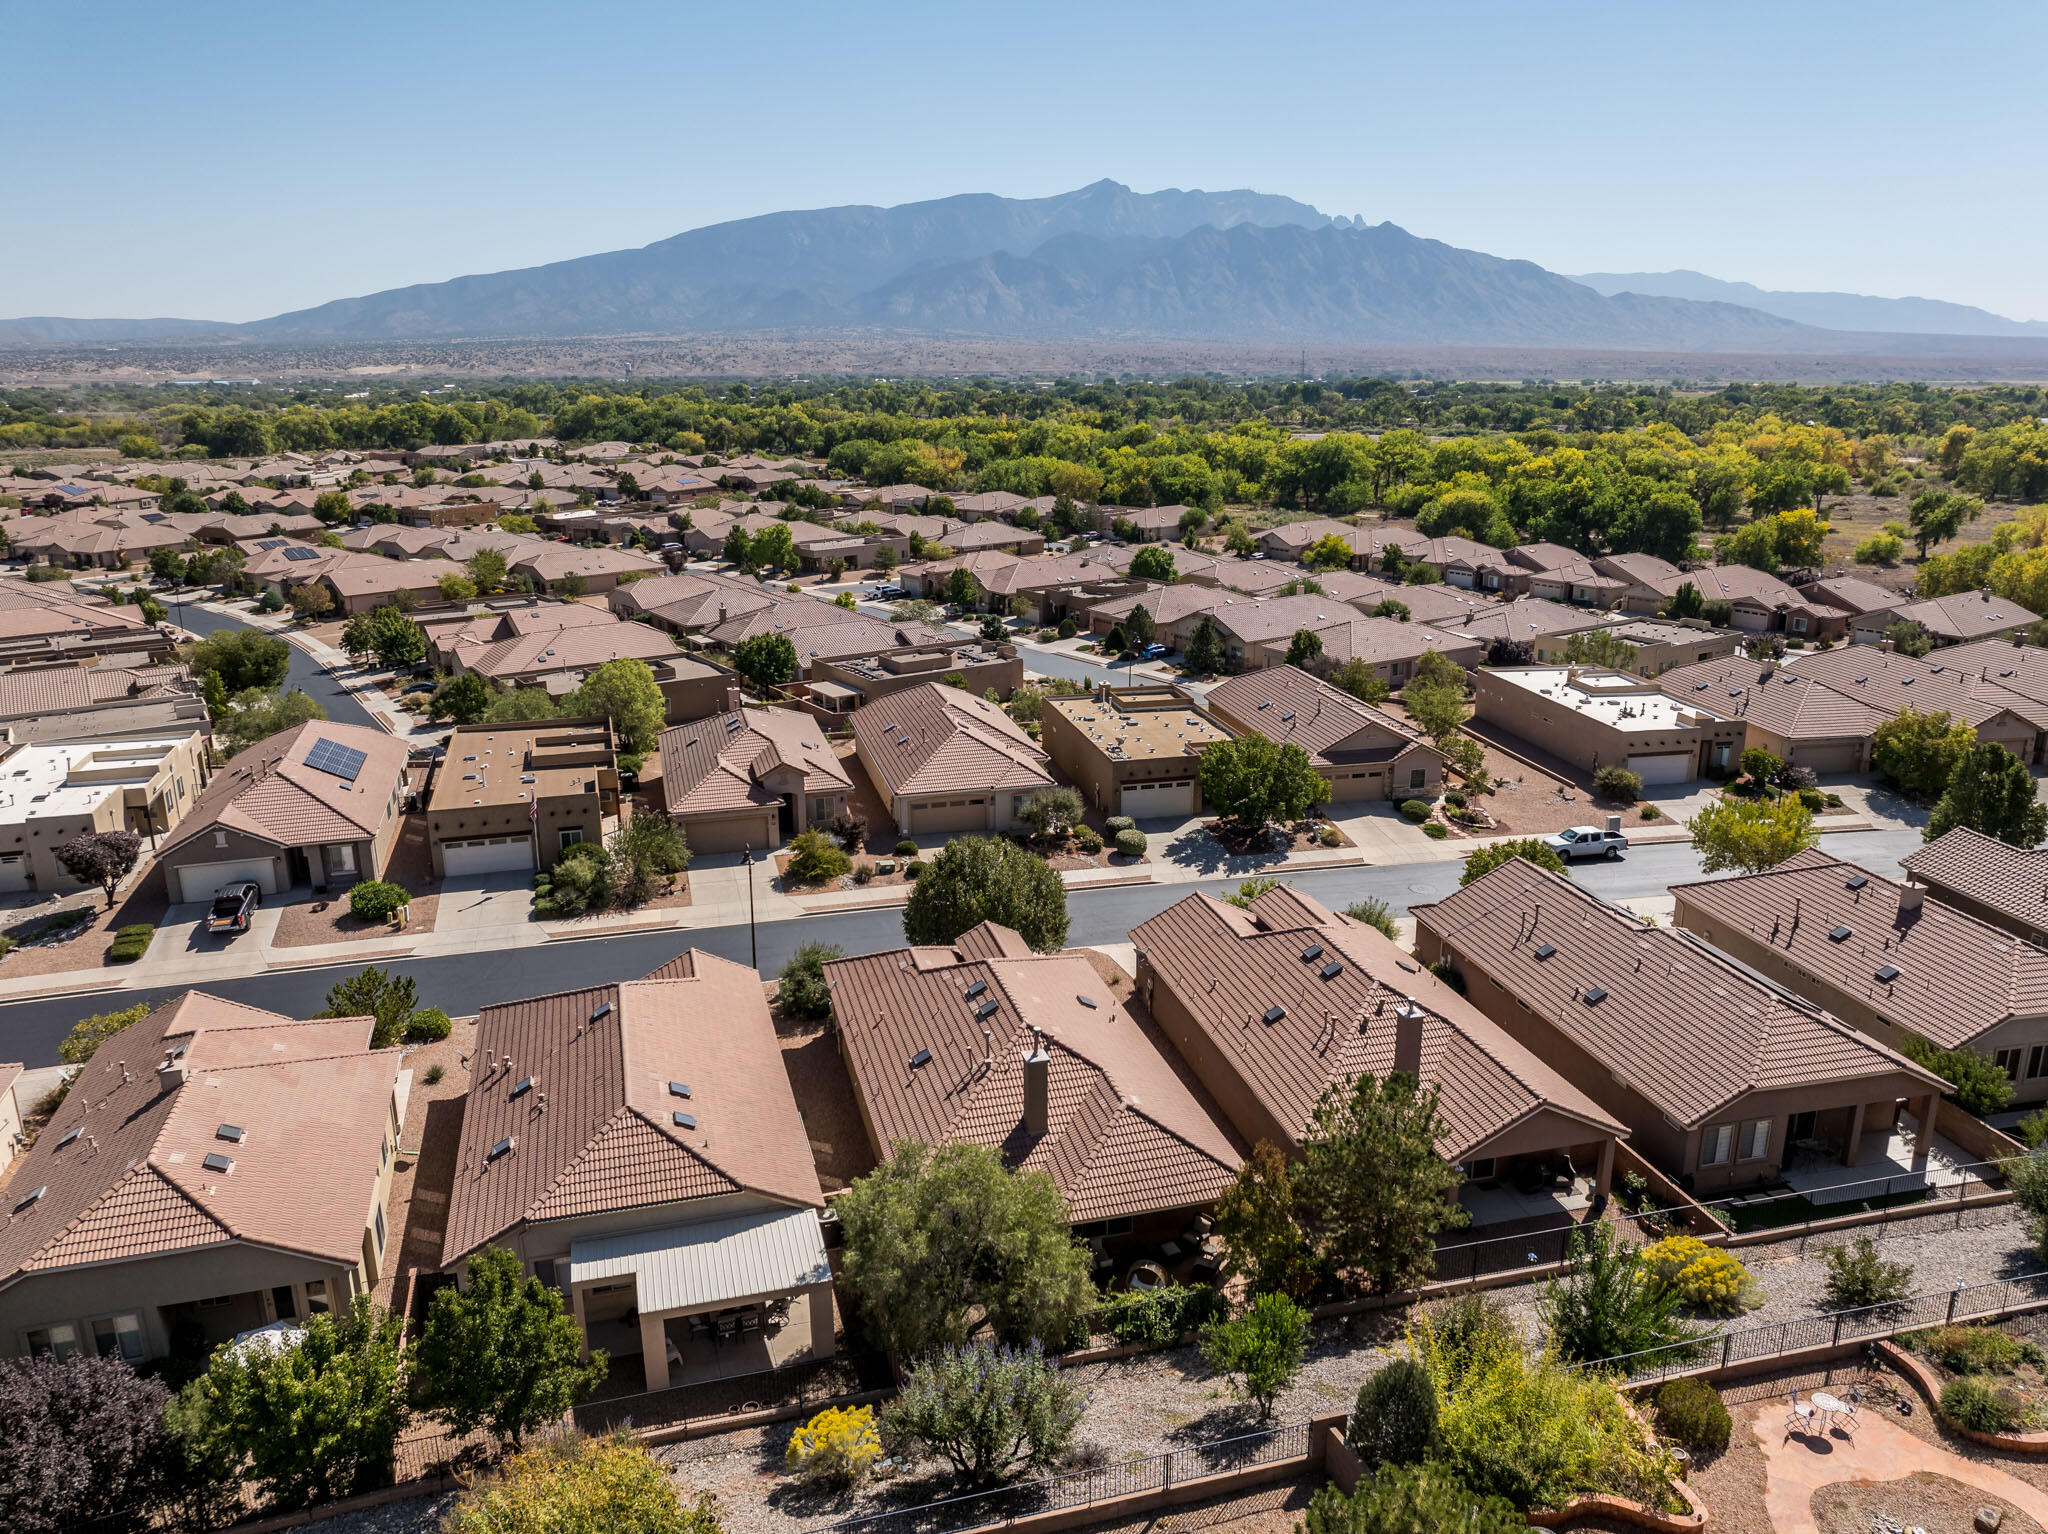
[563,657,667,754]
[1201,1292,1309,1421]
[1295,1072,1466,1293]
[58,1002,150,1065]
[1213,1141,1320,1300]
[1184,615,1227,674]
[1303,534,1354,571]
[882,1343,1085,1485]
[1286,629,1324,668]
[1539,1221,1703,1365]
[54,829,143,908]
[607,811,690,905]
[1459,838,1567,886]
[414,1246,607,1449]
[189,628,291,692]
[1686,794,1816,875]
[1348,1357,1439,1471]
[431,672,492,724]
[732,631,799,692]
[0,1352,181,1534]
[785,828,852,884]
[1129,544,1176,582]
[1197,733,1331,835]
[1018,786,1086,842]
[903,836,1069,951]
[318,964,421,1050]
[777,940,843,1021]
[1872,706,1976,800]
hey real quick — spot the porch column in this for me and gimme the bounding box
[639,1312,670,1391]
[1593,1137,1616,1201]
[1841,1100,1868,1169]
[1911,1092,1938,1173]
[571,1284,591,1362]
[807,1286,836,1360]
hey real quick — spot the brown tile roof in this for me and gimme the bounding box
[0,994,396,1287]
[458,619,681,683]
[1902,826,2048,939]
[1298,618,1483,669]
[161,720,406,857]
[0,663,193,718]
[1410,861,1942,1127]
[706,605,954,663]
[1788,645,2048,733]
[1655,656,1889,741]
[1891,589,2039,642]
[441,952,823,1263]
[1433,597,1611,644]
[1130,887,1624,1159]
[658,707,851,819]
[824,944,1240,1224]
[1800,576,1903,616]
[1671,846,2048,1051]
[1923,639,2048,708]
[1204,664,1441,771]
[850,683,1052,800]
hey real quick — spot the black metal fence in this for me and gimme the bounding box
[823,1419,1313,1534]
[1571,1268,2048,1386]
[574,1350,892,1436]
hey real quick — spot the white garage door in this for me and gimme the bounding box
[1627,753,1694,785]
[441,835,536,876]
[176,859,278,904]
[1120,779,1196,819]
[0,855,29,894]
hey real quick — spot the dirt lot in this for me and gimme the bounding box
[770,1006,874,1195]
[372,1015,477,1327]
[272,814,443,948]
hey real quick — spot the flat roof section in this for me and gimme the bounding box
[1485,666,1731,734]
[1048,692,1231,762]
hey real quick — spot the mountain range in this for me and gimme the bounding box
[3,181,2037,353]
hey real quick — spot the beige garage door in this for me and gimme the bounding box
[1627,753,1695,785]
[1791,740,1864,775]
[1120,779,1197,819]
[441,836,535,877]
[909,797,989,834]
[176,858,280,904]
[683,812,779,854]
[1323,768,1383,803]
[0,854,30,894]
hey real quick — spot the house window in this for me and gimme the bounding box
[213,830,228,849]
[1997,1048,2024,1081]
[1461,1158,1497,1181]
[304,1280,331,1316]
[558,828,583,850]
[25,1323,80,1359]
[373,1204,387,1251]
[533,1258,559,1290]
[91,1313,144,1362]
[2031,1046,2048,1080]
[1409,769,1426,789]
[1701,1124,1735,1166]
[326,843,356,876]
[1739,1119,1771,1162]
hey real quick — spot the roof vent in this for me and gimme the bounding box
[202,1151,234,1174]
[487,1135,515,1160]
[1583,986,1608,1005]
[672,1111,697,1130]
[1875,964,1900,984]
[1856,676,1868,685]
[963,980,988,999]
[908,1047,932,1069]
[1534,943,1557,961]
[216,1124,245,1143]
[974,998,1000,1021]
[589,1002,613,1023]
[15,1185,46,1210]
[668,1081,691,1099]
[1846,875,1868,891]
[1262,1004,1287,1025]
[1077,994,1098,1009]
[1300,943,1324,962]
[1828,925,1852,942]
[1255,700,1271,710]
[55,1126,81,1150]
[1320,960,1344,980]
[510,1076,535,1099]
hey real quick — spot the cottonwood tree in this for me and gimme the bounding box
[54,829,143,908]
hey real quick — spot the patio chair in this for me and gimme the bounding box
[739,1311,762,1335]
[1784,1391,1815,1439]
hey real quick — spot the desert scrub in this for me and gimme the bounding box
[1639,1236,1761,1314]
[785,1403,882,1488]
[1908,1325,2046,1376]
[1652,1377,1731,1458]
[1941,1375,2021,1433]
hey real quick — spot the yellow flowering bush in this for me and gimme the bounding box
[442,1435,716,1534]
[785,1404,882,1488]
[1640,1236,1760,1315]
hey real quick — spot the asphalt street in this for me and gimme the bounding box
[0,827,1925,1068]
[174,602,381,733]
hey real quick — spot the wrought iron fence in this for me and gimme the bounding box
[1570,1268,2048,1386]
[574,1350,892,1436]
[823,1419,1313,1534]
[1429,1158,2012,1282]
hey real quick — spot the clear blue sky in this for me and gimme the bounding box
[13,0,2047,322]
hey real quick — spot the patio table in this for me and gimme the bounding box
[1810,1391,1849,1431]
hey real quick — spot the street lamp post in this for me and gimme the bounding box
[742,845,758,971]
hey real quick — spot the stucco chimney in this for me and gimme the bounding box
[1022,1028,1051,1134]
[1898,882,1926,914]
[1393,1001,1424,1082]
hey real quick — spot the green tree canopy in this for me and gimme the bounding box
[414,1247,606,1448]
[189,628,291,692]
[563,657,667,754]
[1184,615,1227,674]
[217,686,326,757]
[902,836,1069,951]
[1128,544,1176,582]
[1197,733,1331,834]
[1926,740,2048,847]
[317,964,422,1050]
[1295,1072,1466,1293]
[731,631,798,691]
[1686,794,1817,875]
[1872,706,1976,800]
[1285,629,1324,668]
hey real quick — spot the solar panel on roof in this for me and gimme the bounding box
[304,737,367,782]
[283,545,321,561]
[256,538,289,550]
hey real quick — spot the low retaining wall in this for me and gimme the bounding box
[1938,1109,2027,1165]
[229,1473,461,1534]
[1880,1339,2048,1453]
[627,1386,895,1446]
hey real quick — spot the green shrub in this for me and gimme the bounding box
[853,865,872,885]
[1074,827,1102,854]
[1899,1032,2014,1117]
[1113,828,1147,857]
[1422,822,1448,839]
[1593,765,1644,803]
[423,1063,446,1085]
[1442,789,1467,809]
[1639,1236,1759,1314]
[894,838,919,857]
[1095,1284,1227,1349]
[1348,1358,1437,1470]
[107,923,155,963]
[1319,825,1341,846]
[1105,815,1136,835]
[1057,617,1077,639]
[1345,898,1399,938]
[1821,1235,1913,1312]
[402,1008,451,1043]
[534,842,612,917]
[1397,799,1430,821]
[1797,786,1826,812]
[1909,1325,2047,1376]
[348,880,411,923]
[1653,1378,1731,1457]
[1640,804,1662,820]
[1942,1376,2019,1433]
[1201,1293,1309,1421]
[42,907,92,933]
[1300,1468,1521,1534]
[777,941,841,1020]
[785,828,852,884]
[903,860,924,880]
[1825,792,1845,807]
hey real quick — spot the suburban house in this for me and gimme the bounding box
[1595,554,1804,630]
[1042,685,1231,819]
[1204,663,1445,803]
[0,992,406,1364]
[1520,557,1631,609]
[1849,589,2039,648]
[1130,887,1628,1219]
[1902,826,2048,947]
[320,559,454,615]
[510,543,664,596]
[797,642,1022,719]
[1674,847,2048,1102]
[653,706,850,852]
[440,613,684,692]
[1430,597,1613,660]
[0,732,209,894]
[1254,518,1365,561]
[1411,860,1948,1193]
[1654,656,1887,774]
[1471,665,1745,783]
[428,601,628,671]
[825,922,1241,1256]
[849,683,1053,836]
[608,569,780,635]
[0,662,208,744]
[438,951,831,1393]
[157,722,409,903]
[1788,645,2048,763]
[1256,617,1483,682]
[426,719,619,877]
[1799,576,1906,630]
[1919,638,2048,717]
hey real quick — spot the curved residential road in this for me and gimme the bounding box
[0,828,1925,1067]
[173,602,381,733]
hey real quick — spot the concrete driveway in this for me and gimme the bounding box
[431,870,536,933]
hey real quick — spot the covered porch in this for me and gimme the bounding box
[1781,1101,1967,1206]
[1456,1128,1619,1230]
[568,1206,836,1394]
